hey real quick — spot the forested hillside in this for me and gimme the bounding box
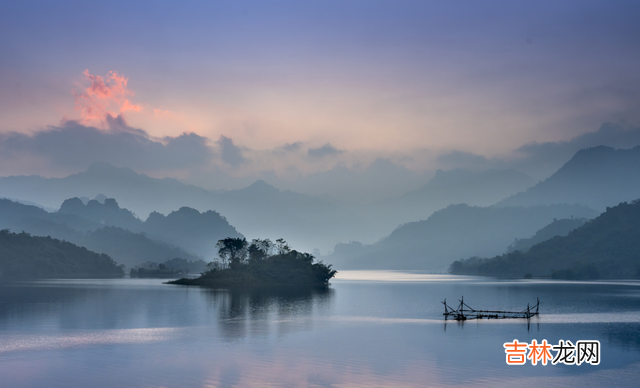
[450,200,640,279]
[0,230,124,278]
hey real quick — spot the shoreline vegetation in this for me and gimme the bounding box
[130,258,207,278]
[130,265,184,278]
[168,237,337,287]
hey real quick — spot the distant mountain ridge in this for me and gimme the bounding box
[144,207,243,258]
[2,144,638,255]
[59,197,142,231]
[58,196,243,258]
[496,146,640,210]
[0,163,348,252]
[0,197,240,266]
[404,168,533,206]
[506,217,587,254]
[451,199,640,279]
[327,203,598,270]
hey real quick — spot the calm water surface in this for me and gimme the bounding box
[1,271,640,387]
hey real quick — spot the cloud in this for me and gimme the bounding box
[282,141,303,152]
[216,136,246,167]
[436,123,640,180]
[308,143,343,158]
[0,117,212,173]
[73,70,142,127]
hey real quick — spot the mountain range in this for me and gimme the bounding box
[0,197,241,266]
[0,162,537,252]
[506,217,587,254]
[326,145,640,270]
[497,146,640,210]
[450,199,640,279]
[2,145,640,269]
[326,203,598,270]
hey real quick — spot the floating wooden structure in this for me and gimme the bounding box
[442,296,540,321]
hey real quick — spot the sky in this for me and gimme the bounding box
[1,0,640,195]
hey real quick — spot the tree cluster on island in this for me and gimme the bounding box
[168,237,337,287]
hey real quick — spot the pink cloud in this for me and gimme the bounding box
[73,70,142,126]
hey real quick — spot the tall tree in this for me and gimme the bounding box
[216,237,248,269]
[275,238,291,255]
[248,238,272,263]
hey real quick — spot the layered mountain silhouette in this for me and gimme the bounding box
[59,197,142,231]
[496,146,640,210]
[371,168,534,223]
[2,145,639,259]
[451,199,640,279]
[327,203,598,270]
[404,168,533,206]
[0,197,240,266]
[506,217,587,254]
[0,164,348,252]
[144,207,242,258]
[326,145,640,271]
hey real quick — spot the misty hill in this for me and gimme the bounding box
[372,168,533,223]
[82,227,201,266]
[338,168,536,239]
[0,230,124,278]
[59,197,142,231]
[0,198,93,239]
[55,196,242,258]
[54,197,241,259]
[270,158,429,202]
[327,203,598,270]
[0,162,214,218]
[0,164,360,252]
[507,217,587,253]
[450,200,640,279]
[404,169,533,207]
[497,146,640,211]
[0,161,613,255]
[0,198,204,266]
[144,207,243,258]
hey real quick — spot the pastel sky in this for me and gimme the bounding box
[1,0,640,189]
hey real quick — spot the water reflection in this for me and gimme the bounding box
[443,316,542,333]
[202,286,333,340]
[0,281,334,342]
[1,275,640,387]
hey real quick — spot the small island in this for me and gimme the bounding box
[168,237,337,287]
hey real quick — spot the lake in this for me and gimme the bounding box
[1,271,640,387]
